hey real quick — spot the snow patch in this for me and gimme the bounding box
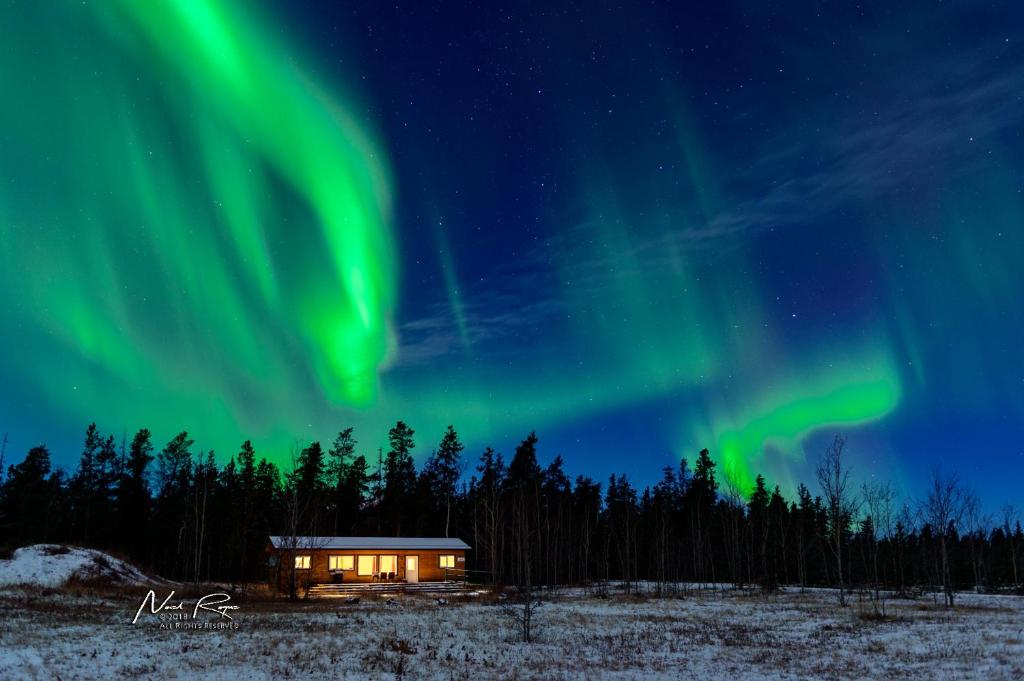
[0,544,158,588]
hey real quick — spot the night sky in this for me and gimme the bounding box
[1,1,1022,505]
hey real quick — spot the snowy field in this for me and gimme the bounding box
[1,579,1022,680]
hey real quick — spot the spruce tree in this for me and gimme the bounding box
[384,422,417,535]
[288,441,328,535]
[505,432,542,586]
[476,447,506,582]
[432,426,464,537]
[234,440,258,579]
[748,474,771,589]
[154,431,194,578]
[116,428,154,560]
[686,448,718,581]
[338,454,371,534]
[1,445,58,544]
[327,428,357,534]
[69,423,102,543]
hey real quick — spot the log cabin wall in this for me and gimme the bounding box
[275,547,466,586]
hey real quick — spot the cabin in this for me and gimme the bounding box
[266,536,470,590]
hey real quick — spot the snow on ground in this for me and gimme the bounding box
[0,582,1022,679]
[0,544,158,588]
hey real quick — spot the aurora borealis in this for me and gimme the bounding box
[1,0,396,439]
[1,1,1022,504]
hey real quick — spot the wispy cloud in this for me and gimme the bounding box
[734,48,1024,227]
[390,283,566,368]
[392,39,1024,368]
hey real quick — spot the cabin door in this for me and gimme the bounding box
[405,556,419,583]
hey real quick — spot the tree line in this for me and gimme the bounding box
[0,424,1021,604]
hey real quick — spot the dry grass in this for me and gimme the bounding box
[0,585,1022,679]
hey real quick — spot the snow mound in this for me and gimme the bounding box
[0,544,156,588]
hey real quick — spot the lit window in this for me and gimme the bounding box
[294,555,311,569]
[329,555,354,571]
[379,555,398,573]
[357,555,375,576]
[439,555,455,568]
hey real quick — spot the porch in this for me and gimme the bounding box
[306,580,478,598]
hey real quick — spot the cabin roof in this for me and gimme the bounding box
[268,536,471,550]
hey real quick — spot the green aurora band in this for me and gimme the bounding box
[0,1,937,496]
[1,1,394,443]
[686,359,902,493]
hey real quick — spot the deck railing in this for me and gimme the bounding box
[442,567,490,585]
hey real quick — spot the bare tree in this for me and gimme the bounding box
[1002,505,1021,588]
[721,466,747,588]
[963,492,991,593]
[861,480,894,604]
[276,484,303,600]
[191,451,213,584]
[277,444,314,600]
[816,434,858,606]
[922,468,968,608]
[892,502,917,594]
[499,586,544,643]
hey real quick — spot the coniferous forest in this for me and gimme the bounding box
[1,423,1021,603]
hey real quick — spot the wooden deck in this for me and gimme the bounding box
[306,581,477,598]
